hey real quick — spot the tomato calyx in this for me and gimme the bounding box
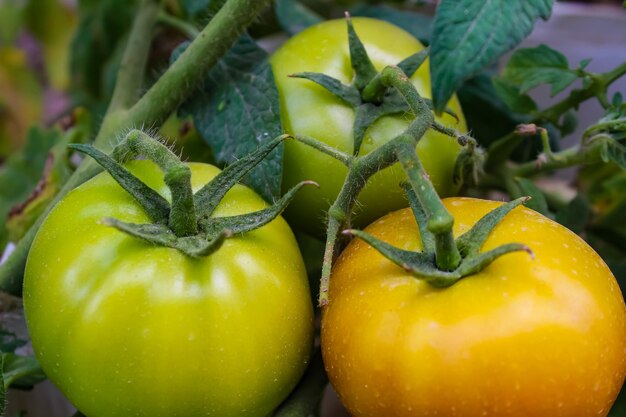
[345,191,534,287]
[289,14,459,156]
[70,130,316,257]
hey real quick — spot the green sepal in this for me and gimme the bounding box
[194,135,287,220]
[69,143,170,224]
[456,243,533,276]
[202,181,317,235]
[289,72,360,107]
[397,48,429,80]
[347,197,533,288]
[455,197,529,257]
[346,14,378,90]
[103,218,232,258]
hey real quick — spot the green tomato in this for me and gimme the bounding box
[270,17,466,235]
[24,160,314,417]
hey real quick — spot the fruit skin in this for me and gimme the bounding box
[270,17,466,235]
[24,160,314,417]
[322,197,626,417]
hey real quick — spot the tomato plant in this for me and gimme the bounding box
[23,156,315,417]
[322,198,626,417]
[270,17,466,234]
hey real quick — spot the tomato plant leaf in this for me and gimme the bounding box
[350,5,432,45]
[1,353,46,391]
[492,78,538,115]
[457,73,522,145]
[275,0,323,35]
[598,137,626,170]
[0,127,62,251]
[179,35,283,202]
[514,177,549,216]
[500,45,579,96]
[430,0,554,113]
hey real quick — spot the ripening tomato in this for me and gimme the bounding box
[271,18,466,235]
[24,160,314,417]
[322,198,626,417]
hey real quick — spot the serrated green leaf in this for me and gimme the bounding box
[275,0,322,35]
[179,36,283,202]
[430,0,554,113]
[492,78,538,114]
[0,127,63,250]
[514,178,549,216]
[350,5,432,45]
[501,45,578,96]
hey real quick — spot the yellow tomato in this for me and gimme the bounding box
[322,197,626,417]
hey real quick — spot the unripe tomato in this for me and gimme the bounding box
[270,18,466,235]
[322,198,626,417]
[24,160,314,417]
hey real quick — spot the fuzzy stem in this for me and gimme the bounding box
[128,0,272,127]
[117,130,197,236]
[294,135,354,166]
[107,0,161,114]
[511,141,604,178]
[396,139,461,271]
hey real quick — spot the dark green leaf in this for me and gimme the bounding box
[555,194,590,234]
[275,0,322,35]
[430,0,554,113]
[179,36,284,201]
[2,353,46,390]
[0,127,62,250]
[492,78,538,114]
[350,5,432,45]
[501,45,578,96]
[457,73,522,145]
[514,177,549,216]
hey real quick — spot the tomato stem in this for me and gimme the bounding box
[111,130,198,237]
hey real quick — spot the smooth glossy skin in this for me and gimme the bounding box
[322,198,626,417]
[24,160,314,417]
[271,18,467,235]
